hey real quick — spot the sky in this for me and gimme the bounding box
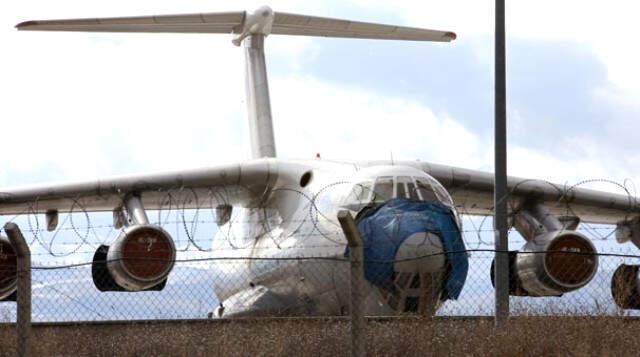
[1,1,640,252]
[2,0,640,189]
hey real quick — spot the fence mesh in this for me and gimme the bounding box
[1,196,640,322]
[1,236,640,322]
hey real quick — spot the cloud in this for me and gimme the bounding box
[2,0,639,191]
[352,1,640,103]
[3,0,640,272]
[271,76,484,167]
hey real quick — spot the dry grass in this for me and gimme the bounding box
[1,316,640,356]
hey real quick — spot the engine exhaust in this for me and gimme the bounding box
[491,231,598,296]
[0,235,17,300]
[92,224,175,292]
[611,264,640,309]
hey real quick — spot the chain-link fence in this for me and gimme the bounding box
[0,185,640,326]
[2,231,640,323]
[3,203,640,355]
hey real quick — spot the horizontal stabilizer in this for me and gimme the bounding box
[16,12,246,34]
[16,7,456,42]
[272,12,455,42]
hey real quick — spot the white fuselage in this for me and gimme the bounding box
[209,160,459,317]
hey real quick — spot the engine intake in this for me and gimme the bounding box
[92,224,176,291]
[0,235,17,301]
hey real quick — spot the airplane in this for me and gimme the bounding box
[2,5,640,317]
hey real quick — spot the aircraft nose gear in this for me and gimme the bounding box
[213,302,225,318]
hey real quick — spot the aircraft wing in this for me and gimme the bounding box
[361,161,639,225]
[2,158,635,225]
[0,159,278,216]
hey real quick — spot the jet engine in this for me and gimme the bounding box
[0,235,17,300]
[611,264,640,309]
[491,203,598,296]
[92,195,176,292]
[610,219,640,309]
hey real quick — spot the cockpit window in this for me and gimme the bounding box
[342,175,457,216]
[345,182,372,203]
[373,176,394,202]
[406,181,419,200]
[430,180,454,207]
[355,182,373,202]
[396,176,411,199]
[415,179,438,202]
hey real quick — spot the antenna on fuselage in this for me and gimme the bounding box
[16,5,456,159]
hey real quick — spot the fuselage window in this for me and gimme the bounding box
[373,176,394,202]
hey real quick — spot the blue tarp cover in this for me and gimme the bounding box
[351,198,468,300]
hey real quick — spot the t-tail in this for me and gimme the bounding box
[16,5,456,159]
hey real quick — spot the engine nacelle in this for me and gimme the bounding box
[611,264,640,309]
[517,231,598,296]
[0,235,17,301]
[93,225,176,291]
[492,230,598,296]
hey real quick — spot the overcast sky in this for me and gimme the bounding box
[1,1,638,291]
[2,0,639,195]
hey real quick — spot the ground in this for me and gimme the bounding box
[1,316,639,356]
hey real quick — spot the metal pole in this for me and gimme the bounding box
[494,0,509,326]
[4,223,31,357]
[244,34,277,158]
[337,210,366,357]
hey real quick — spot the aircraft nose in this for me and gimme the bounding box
[394,232,445,273]
[386,232,446,314]
[352,198,469,314]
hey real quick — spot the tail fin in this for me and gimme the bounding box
[16,5,456,159]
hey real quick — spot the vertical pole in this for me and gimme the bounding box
[244,34,277,159]
[4,223,31,357]
[337,210,366,357]
[494,0,509,326]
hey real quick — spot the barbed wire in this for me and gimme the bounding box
[0,176,638,260]
[16,249,640,270]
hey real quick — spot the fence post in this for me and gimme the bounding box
[4,223,31,357]
[337,210,366,357]
[494,0,510,327]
